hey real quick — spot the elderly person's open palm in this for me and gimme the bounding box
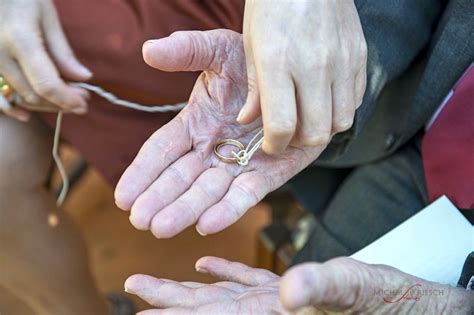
[125,256,473,314]
[115,30,327,238]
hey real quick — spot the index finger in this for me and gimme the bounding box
[195,256,278,286]
[125,274,234,308]
[10,28,86,111]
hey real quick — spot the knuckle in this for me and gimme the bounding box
[335,40,351,58]
[327,257,356,270]
[34,81,60,99]
[339,48,351,65]
[257,41,292,67]
[266,120,295,139]
[24,93,40,105]
[333,117,354,132]
[356,85,367,107]
[3,25,28,48]
[312,47,331,69]
[2,26,19,44]
[359,40,368,60]
[302,133,331,147]
[259,49,282,69]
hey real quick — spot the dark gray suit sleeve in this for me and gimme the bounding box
[320,0,444,161]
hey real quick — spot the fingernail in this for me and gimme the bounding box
[195,266,208,273]
[143,40,159,50]
[72,106,87,114]
[196,225,207,236]
[124,278,136,294]
[78,64,93,78]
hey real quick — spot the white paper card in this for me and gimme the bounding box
[351,196,473,286]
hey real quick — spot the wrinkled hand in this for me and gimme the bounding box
[0,0,91,121]
[125,256,474,314]
[114,30,326,238]
[240,0,367,154]
[126,257,286,315]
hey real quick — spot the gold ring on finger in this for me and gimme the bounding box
[0,76,15,102]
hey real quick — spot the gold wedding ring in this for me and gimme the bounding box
[214,139,245,163]
[0,76,15,102]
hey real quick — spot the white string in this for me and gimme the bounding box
[53,83,186,207]
[53,112,69,206]
[231,128,264,166]
[71,83,186,112]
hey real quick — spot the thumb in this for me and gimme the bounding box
[279,257,370,312]
[143,30,221,73]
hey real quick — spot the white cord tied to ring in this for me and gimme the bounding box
[53,82,265,207]
[53,83,186,207]
[231,129,264,166]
